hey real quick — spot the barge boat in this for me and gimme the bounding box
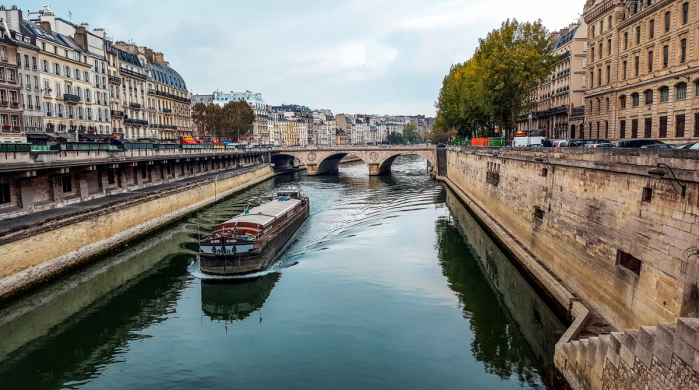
[199,189,310,275]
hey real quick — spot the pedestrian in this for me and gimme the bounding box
[542,137,552,148]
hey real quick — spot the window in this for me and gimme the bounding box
[644,118,652,138]
[608,39,612,56]
[681,39,687,63]
[0,181,10,204]
[62,176,72,193]
[660,87,670,102]
[636,26,641,44]
[617,250,642,275]
[642,187,653,203]
[606,98,610,110]
[645,90,653,104]
[695,113,699,137]
[632,119,639,138]
[648,51,653,72]
[677,83,687,99]
[624,32,628,49]
[683,2,689,25]
[606,66,611,83]
[108,170,115,185]
[598,68,602,86]
[665,12,671,32]
[676,114,686,137]
[663,45,669,67]
[605,121,609,138]
[599,43,603,58]
[590,71,594,87]
[591,47,595,62]
[635,56,639,76]
[620,95,627,108]
[650,20,655,38]
[592,25,595,38]
[659,116,668,137]
[623,61,627,79]
[620,120,627,138]
[633,93,640,106]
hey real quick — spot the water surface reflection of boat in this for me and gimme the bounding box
[201,273,280,322]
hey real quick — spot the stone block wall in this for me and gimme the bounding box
[556,318,699,390]
[446,147,699,331]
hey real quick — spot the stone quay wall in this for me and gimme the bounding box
[444,147,699,331]
[442,146,699,389]
[0,164,275,303]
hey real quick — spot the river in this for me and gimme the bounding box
[0,157,566,389]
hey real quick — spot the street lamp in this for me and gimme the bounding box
[648,163,686,197]
[674,75,691,82]
[535,154,555,173]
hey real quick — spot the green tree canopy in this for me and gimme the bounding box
[402,123,422,144]
[434,19,555,139]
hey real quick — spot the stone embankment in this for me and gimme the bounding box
[0,164,275,303]
[439,146,699,389]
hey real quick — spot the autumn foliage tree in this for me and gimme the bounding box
[434,19,556,139]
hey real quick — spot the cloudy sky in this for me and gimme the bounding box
[37,0,586,116]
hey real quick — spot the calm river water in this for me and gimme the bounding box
[0,157,565,390]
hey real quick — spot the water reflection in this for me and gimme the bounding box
[201,273,280,322]
[436,189,565,386]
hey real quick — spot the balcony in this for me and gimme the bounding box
[163,108,172,113]
[130,103,142,110]
[111,110,125,118]
[570,107,585,117]
[10,101,19,109]
[0,101,7,107]
[147,89,155,95]
[109,75,122,85]
[120,67,147,80]
[64,94,81,105]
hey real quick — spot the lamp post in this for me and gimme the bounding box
[648,163,686,197]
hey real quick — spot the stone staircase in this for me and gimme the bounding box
[555,317,699,390]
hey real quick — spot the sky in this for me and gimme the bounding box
[30,0,587,116]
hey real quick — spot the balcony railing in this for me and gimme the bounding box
[120,67,147,80]
[163,108,173,113]
[130,103,142,109]
[109,75,122,85]
[64,94,81,104]
[111,110,125,117]
[147,89,155,95]
[10,101,19,108]
[570,107,585,117]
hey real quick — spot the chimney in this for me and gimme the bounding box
[74,26,88,51]
[154,52,164,67]
[143,47,154,63]
[39,20,51,34]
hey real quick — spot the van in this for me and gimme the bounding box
[513,136,545,147]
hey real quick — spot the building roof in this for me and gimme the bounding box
[117,48,143,68]
[147,60,187,91]
[553,26,579,50]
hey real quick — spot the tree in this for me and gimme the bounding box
[204,104,223,141]
[221,100,255,141]
[387,132,404,145]
[192,103,207,139]
[434,19,555,139]
[402,123,422,144]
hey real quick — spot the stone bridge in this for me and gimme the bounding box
[271,145,437,176]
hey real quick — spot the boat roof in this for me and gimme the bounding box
[219,199,302,228]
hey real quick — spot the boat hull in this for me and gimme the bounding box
[200,207,309,275]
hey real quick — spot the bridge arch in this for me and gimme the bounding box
[271,146,437,176]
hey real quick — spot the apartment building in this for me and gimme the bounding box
[583,0,699,141]
[517,20,589,138]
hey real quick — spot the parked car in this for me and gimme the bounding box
[615,139,664,148]
[436,143,447,148]
[640,144,678,149]
[678,142,699,150]
[566,139,611,147]
[585,143,614,148]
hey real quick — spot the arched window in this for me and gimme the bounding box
[644,89,653,104]
[659,87,670,102]
[676,83,687,100]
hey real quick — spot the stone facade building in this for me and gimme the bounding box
[0,25,24,142]
[113,45,148,140]
[584,0,699,142]
[517,20,589,138]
